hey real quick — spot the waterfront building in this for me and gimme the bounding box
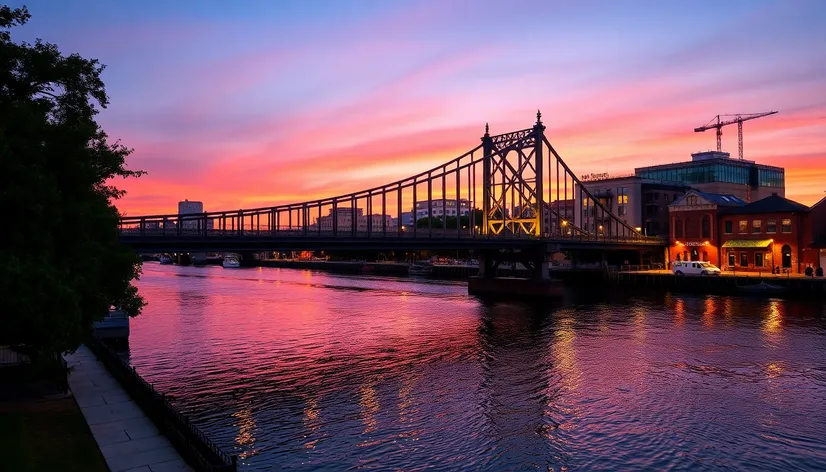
[414,198,470,221]
[807,197,826,271]
[315,207,394,233]
[576,176,689,237]
[635,151,785,203]
[668,190,746,265]
[718,193,809,273]
[178,199,204,230]
[513,200,575,235]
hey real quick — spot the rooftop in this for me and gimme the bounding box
[635,156,782,172]
[672,190,746,207]
[719,193,809,215]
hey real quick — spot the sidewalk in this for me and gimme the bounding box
[65,346,192,472]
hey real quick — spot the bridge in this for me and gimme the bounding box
[119,111,666,295]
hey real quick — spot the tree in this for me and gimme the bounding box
[0,6,145,359]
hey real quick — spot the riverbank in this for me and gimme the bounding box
[608,270,826,297]
[65,346,193,472]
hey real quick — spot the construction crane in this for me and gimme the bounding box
[694,111,778,160]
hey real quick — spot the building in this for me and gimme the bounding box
[513,200,575,235]
[576,176,689,237]
[315,207,394,233]
[806,197,826,271]
[668,190,746,265]
[414,198,470,221]
[635,151,785,203]
[178,199,204,230]
[718,193,809,273]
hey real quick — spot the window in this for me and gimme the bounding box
[740,252,749,267]
[752,220,762,234]
[617,195,629,204]
[728,252,736,267]
[618,206,627,216]
[675,219,683,238]
[755,253,763,267]
[739,220,748,233]
[702,215,711,239]
[781,218,792,233]
[767,219,777,234]
[724,220,733,234]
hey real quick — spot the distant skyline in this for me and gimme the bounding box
[12,0,826,214]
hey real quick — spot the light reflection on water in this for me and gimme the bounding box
[129,263,826,471]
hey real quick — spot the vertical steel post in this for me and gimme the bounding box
[397,186,402,236]
[482,123,492,236]
[456,160,461,239]
[427,173,432,237]
[534,112,545,237]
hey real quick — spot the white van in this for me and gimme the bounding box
[672,261,721,276]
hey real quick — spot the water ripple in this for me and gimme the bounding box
[124,263,826,471]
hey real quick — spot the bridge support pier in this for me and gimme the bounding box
[468,246,562,298]
[191,252,207,266]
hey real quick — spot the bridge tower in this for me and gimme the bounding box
[482,110,546,237]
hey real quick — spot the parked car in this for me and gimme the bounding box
[672,261,721,276]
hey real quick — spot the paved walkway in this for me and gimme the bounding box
[65,346,192,472]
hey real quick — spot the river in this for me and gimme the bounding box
[127,263,826,471]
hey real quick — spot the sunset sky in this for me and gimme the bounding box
[13,0,826,214]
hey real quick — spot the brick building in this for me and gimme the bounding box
[668,190,746,265]
[718,194,809,273]
[804,196,826,272]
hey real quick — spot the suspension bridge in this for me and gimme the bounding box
[119,111,667,295]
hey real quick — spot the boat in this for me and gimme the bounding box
[93,309,130,340]
[222,255,241,268]
[736,281,787,295]
[159,254,173,265]
[408,262,434,276]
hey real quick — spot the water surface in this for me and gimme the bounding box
[129,263,826,471]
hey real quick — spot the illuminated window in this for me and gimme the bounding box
[618,195,629,204]
[739,220,748,233]
[781,219,792,233]
[767,219,777,234]
[752,220,761,234]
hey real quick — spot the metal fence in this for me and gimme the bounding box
[85,336,237,472]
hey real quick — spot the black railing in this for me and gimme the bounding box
[85,336,237,472]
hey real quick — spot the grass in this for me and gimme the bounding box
[0,396,108,472]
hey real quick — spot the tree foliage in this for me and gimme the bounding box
[0,6,145,358]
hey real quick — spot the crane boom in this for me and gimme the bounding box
[693,111,778,159]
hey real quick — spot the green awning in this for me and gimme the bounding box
[722,239,773,248]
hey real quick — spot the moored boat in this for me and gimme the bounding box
[222,255,241,268]
[159,254,173,265]
[408,262,434,276]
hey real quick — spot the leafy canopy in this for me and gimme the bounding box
[0,5,145,358]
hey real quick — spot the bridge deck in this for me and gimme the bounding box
[120,230,666,253]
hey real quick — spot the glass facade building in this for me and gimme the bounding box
[636,159,784,188]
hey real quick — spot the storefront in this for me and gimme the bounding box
[721,239,775,272]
